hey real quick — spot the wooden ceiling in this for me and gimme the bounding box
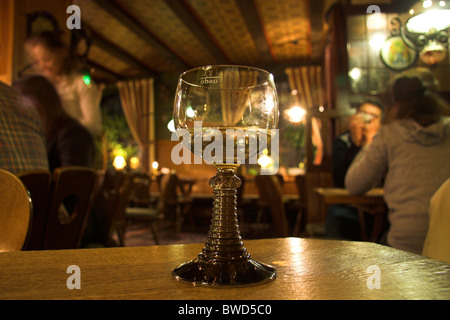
[73,0,338,83]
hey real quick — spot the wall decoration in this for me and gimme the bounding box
[380,36,418,71]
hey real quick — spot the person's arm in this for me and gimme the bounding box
[332,136,360,188]
[349,114,365,147]
[345,129,388,195]
[76,78,102,136]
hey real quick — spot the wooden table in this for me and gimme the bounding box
[315,188,387,241]
[1,238,450,300]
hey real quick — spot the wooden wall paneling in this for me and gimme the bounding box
[0,0,14,84]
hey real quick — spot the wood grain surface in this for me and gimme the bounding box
[1,238,449,300]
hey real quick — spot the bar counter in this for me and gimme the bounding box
[1,238,449,300]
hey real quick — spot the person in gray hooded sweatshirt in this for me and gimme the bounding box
[345,69,450,255]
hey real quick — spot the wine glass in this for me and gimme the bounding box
[171,65,279,286]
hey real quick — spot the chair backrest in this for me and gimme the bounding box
[305,171,333,223]
[295,174,307,208]
[422,178,450,263]
[16,170,52,250]
[275,173,284,187]
[128,172,152,207]
[91,170,129,246]
[0,169,32,252]
[42,166,97,250]
[255,174,289,237]
[157,172,180,215]
[113,173,133,223]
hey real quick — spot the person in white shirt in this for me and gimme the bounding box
[25,31,102,137]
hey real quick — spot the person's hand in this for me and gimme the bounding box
[362,118,379,146]
[349,114,365,147]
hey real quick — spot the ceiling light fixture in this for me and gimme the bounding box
[391,0,450,65]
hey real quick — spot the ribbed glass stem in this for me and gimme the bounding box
[200,166,249,262]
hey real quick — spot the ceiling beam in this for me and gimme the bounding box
[163,0,231,64]
[86,60,123,81]
[88,29,157,77]
[309,0,327,61]
[92,0,188,70]
[235,0,274,66]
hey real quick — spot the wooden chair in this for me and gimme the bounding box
[128,172,157,208]
[164,173,193,233]
[106,173,133,247]
[0,169,32,252]
[91,170,129,247]
[42,167,98,250]
[255,173,284,224]
[122,173,163,245]
[121,172,191,245]
[254,174,289,237]
[293,174,307,236]
[422,179,450,263]
[16,170,52,250]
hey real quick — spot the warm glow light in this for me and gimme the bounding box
[285,106,306,123]
[167,119,176,132]
[366,12,385,30]
[129,156,140,170]
[186,106,195,118]
[152,161,159,170]
[349,67,361,80]
[113,155,126,170]
[423,0,433,8]
[161,167,170,174]
[369,33,386,50]
[258,149,273,168]
[407,9,450,33]
[263,93,275,113]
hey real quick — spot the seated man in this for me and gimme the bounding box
[0,81,48,174]
[325,99,383,240]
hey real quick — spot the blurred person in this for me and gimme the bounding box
[345,70,450,254]
[13,75,95,172]
[332,100,384,188]
[25,31,102,136]
[326,99,384,240]
[0,81,49,174]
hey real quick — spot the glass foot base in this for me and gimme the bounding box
[172,255,276,287]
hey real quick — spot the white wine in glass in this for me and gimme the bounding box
[171,65,279,286]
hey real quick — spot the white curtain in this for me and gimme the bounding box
[220,69,258,126]
[117,78,155,172]
[285,66,326,166]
